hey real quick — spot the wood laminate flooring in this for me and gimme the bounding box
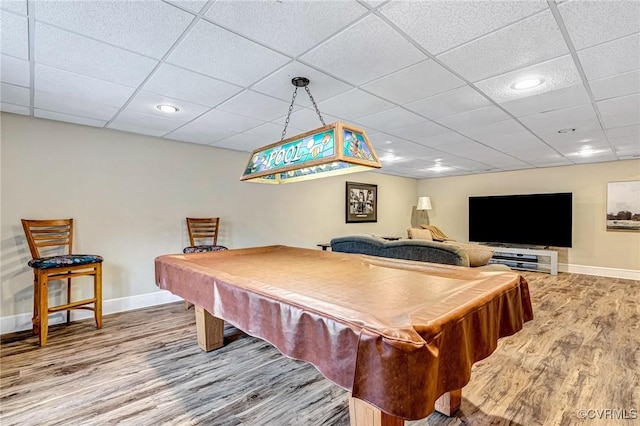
[1,271,638,425]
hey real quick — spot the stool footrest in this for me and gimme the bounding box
[48,298,97,313]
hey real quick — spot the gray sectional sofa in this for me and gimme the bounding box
[330,235,509,270]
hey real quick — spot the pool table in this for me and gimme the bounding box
[155,245,533,425]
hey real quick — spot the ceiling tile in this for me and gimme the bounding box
[34,109,107,128]
[482,131,550,153]
[533,118,604,142]
[35,23,159,87]
[34,0,194,58]
[609,134,640,151]
[0,102,29,115]
[474,55,581,104]
[252,62,353,107]
[165,1,208,14]
[499,84,590,117]
[205,1,367,57]
[437,11,568,82]
[605,124,640,139]
[558,0,640,50]
[164,122,236,146]
[210,132,268,153]
[143,64,242,107]
[34,90,120,121]
[300,14,426,85]
[316,89,394,120]
[597,93,640,128]
[240,122,292,143]
[578,33,640,81]
[414,131,477,148]
[543,128,608,147]
[504,146,562,161]
[519,103,597,130]
[0,82,29,105]
[0,54,29,86]
[219,90,298,121]
[1,10,28,59]
[34,64,135,107]
[387,120,449,140]
[436,105,510,131]
[380,0,547,55]
[590,70,640,101]
[124,91,210,122]
[406,86,491,120]
[528,157,573,167]
[569,150,618,164]
[167,20,290,86]
[432,139,492,156]
[108,110,184,137]
[270,108,334,134]
[368,135,436,159]
[459,119,529,143]
[361,60,465,104]
[355,108,426,133]
[0,1,27,15]
[184,108,265,133]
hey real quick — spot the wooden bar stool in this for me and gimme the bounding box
[182,217,227,309]
[21,219,103,346]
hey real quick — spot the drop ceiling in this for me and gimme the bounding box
[1,0,639,179]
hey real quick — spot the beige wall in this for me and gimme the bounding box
[1,114,417,317]
[418,160,640,271]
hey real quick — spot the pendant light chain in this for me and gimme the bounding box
[281,87,298,141]
[305,85,326,127]
[280,77,326,141]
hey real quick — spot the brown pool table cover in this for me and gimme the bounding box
[155,245,533,420]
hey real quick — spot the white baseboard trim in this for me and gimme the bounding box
[1,290,183,335]
[559,263,640,280]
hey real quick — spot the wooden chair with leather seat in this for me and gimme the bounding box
[182,217,228,309]
[21,219,103,346]
[183,217,228,254]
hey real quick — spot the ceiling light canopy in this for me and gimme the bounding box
[511,77,543,90]
[156,104,179,113]
[241,77,381,184]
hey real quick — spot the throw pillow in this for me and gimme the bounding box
[407,228,433,241]
[443,241,494,267]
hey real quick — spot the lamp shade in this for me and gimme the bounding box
[241,122,381,184]
[417,196,432,210]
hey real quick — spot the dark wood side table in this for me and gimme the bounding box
[317,243,331,251]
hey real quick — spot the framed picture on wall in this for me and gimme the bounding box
[606,180,640,232]
[346,181,377,223]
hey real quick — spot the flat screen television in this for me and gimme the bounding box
[468,192,573,247]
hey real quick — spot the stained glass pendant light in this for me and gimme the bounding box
[241,77,381,184]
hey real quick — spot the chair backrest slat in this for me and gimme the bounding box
[186,217,219,246]
[22,219,73,259]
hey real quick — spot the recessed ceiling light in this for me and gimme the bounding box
[157,104,179,113]
[579,138,592,142]
[557,128,576,134]
[511,78,543,90]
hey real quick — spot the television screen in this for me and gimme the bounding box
[469,192,573,247]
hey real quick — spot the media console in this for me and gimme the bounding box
[486,246,558,275]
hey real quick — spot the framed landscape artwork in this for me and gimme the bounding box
[346,181,377,223]
[606,180,640,232]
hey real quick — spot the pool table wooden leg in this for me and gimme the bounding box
[195,305,224,352]
[434,389,462,416]
[348,394,404,426]
[348,389,461,425]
